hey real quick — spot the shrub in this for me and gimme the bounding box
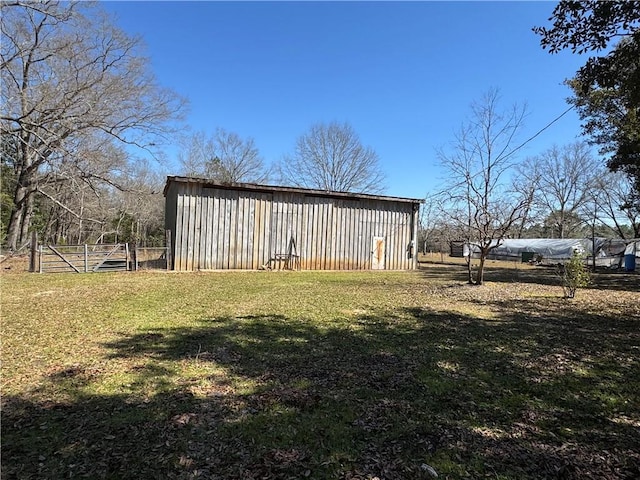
[559,250,591,299]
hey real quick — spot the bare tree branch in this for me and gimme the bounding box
[277,121,386,194]
[1,0,186,249]
[178,128,269,184]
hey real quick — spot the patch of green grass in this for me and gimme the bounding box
[2,267,639,479]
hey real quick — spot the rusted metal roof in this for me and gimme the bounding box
[163,176,423,205]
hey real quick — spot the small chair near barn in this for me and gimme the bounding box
[262,237,300,271]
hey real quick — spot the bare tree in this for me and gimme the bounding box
[278,121,386,193]
[593,171,640,239]
[437,89,532,285]
[418,196,459,261]
[108,160,166,246]
[511,156,542,238]
[418,196,441,254]
[16,137,166,246]
[522,142,598,238]
[178,131,212,178]
[178,128,269,183]
[1,1,186,250]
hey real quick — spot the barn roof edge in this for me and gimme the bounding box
[163,176,424,204]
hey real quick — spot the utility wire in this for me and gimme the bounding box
[504,104,576,158]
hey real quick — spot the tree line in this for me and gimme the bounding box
[2,1,639,261]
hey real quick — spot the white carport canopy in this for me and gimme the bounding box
[464,238,635,261]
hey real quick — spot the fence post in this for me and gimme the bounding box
[29,231,38,272]
[39,245,43,273]
[165,229,172,271]
[84,244,89,273]
[133,243,138,271]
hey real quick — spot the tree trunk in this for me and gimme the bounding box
[6,183,30,250]
[19,194,34,246]
[42,205,57,245]
[6,205,24,251]
[476,255,486,285]
[466,254,474,284]
[6,144,37,250]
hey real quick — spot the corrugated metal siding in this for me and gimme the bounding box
[167,182,419,271]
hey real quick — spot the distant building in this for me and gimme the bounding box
[164,176,422,271]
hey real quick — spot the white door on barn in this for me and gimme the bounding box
[371,236,386,270]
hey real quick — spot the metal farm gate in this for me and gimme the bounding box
[38,244,130,273]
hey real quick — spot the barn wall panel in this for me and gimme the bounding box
[168,180,419,271]
[184,185,194,271]
[204,192,214,269]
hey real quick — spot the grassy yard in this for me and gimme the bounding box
[2,263,639,479]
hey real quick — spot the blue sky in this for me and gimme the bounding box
[103,1,590,199]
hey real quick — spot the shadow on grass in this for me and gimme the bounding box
[3,305,639,479]
[418,261,640,293]
[418,261,563,287]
